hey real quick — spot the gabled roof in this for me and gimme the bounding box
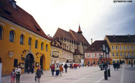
[53,28,74,40]
[0,0,50,40]
[106,35,135,43]
[69,29,89,45]
[85,40,110,52]
[53,28,89,45]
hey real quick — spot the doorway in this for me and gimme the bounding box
[40,55,45,69]
[25,54,34,72]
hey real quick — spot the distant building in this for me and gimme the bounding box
[0,0,51,75]
[85,40,112,65]
[105,35,135,64]
[49,37,73,64]
[53,26,89,63]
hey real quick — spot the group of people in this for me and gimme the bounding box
[10,65,21,83]
[50,63,68,77]
[113,62,120,71]
[10,65,43,83]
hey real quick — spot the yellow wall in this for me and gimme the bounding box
[0,18,51,75]
[105,36,135,64]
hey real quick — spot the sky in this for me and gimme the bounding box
[16,0,135,44]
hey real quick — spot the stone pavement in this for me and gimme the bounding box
[1,64,135,83]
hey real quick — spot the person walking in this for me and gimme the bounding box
[113,62,116,71]
[116,62,119,70]
[28,67,30,74]
[64,63,68,73]
[59,64,63,76]
[11,69,16,83]
[31,64,34,74]
[15,65,21,83]
[55,63,60,76]
[36,66,43,83]
[50,64,55,76]
[131,62,133,67]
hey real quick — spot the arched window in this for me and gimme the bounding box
[9,30,15,42]
[41,42,43,50]
[0,25,3,39]
[35,40,38,49]
[20,34,24,45]
[46,44,48,51]
[28,38,32,45]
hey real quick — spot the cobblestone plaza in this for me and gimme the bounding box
[2,64,135,83]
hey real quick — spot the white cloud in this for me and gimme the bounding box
[16,0,135,43]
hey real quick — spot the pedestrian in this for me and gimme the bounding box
[116,62,119,70]
[50,64,55,76]
[11,69,16,83]
[31,64,34,74]
[59,64,63,76]
[15,65,21,83]
[64,63,68,73]
[78,63,81,68]
[55,63,60,76]
[36,65,43,83]
[28,67,30,74]
[131,62,133,67]
[113,62,116,71]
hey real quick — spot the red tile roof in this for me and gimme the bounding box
[0,0,50,40]
[106,35,135,43]
[85,40,110,52]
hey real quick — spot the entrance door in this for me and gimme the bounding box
[25,54,34,72]
[40,56,43,69]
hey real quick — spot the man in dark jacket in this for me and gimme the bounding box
[36,66,43,83]
[64,63,68,73]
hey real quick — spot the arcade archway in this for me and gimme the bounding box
[25,54,34,72]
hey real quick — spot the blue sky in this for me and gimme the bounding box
[16,0,135,44]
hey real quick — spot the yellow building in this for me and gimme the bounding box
[0,0,51,75]
[105,35,135,64]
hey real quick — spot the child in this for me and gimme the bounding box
[59,64,63,76]
[11,69,16,83]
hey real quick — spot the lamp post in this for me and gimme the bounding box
[103,44,108,80]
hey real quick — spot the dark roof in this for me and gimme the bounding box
[53,28,74,40]
[0,0,50,40]
[85,40,110,52]
[73,49,83,55]
[53,28,89,45]
[69,29,89,45]
[106,35,135,43]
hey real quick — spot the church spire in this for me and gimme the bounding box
[77,25,82,34]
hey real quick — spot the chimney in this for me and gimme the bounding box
[91,38,93,44]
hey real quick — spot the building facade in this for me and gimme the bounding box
[50,37,73,64]
[105,35,135,64]
[53,26,89,63]
[0,0,51,75]
[85,40,112,65]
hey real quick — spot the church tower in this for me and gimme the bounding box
[77,25,82,34]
